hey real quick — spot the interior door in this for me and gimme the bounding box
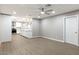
[65,15,78,46]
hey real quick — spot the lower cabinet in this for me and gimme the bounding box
[20,29,32,38]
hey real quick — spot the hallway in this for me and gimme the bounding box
[0,34,79,55]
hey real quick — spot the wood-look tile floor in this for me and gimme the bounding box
[0,34,79,55]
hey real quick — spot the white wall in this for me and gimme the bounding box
[0,15,12,42]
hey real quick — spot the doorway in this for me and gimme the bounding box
[64,15,79,46]
[12,21,17,34]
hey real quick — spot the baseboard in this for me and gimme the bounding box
[0,40,12,43]
[19,34,32,39]
[0,40,11,47]
[41,36,64,43]
[32,36,64,43]
[64,41,79,47]
[31,36,41,38]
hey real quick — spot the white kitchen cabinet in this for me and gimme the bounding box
[20,29,32,38]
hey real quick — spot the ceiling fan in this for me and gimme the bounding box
[39,4,55,15]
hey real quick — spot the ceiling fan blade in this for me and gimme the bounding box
[42,8,44,11]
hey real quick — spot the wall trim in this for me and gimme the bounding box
[31,36,41,38]
[41,36,79,46]
[41,36,64,43]
[0,40,12,43]
[31,36,64,42]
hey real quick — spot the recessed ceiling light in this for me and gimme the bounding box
[52,11,55,14]
[41,11,45,14]
[13,11,16,14]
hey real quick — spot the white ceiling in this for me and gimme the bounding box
[0,4,79,19]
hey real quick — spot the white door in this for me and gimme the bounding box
[65,15,78,46]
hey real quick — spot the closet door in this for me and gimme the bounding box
[65,15,78,46]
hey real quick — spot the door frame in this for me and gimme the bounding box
[63,15,79,46]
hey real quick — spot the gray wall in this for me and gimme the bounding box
[0,15,12,42]
[40,15,64,40]
[31,10,79,42]
[32,19,40,37]
[40,11,79,41]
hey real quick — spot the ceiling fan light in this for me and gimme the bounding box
[41,11,45,14]
[52,11,55,14]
